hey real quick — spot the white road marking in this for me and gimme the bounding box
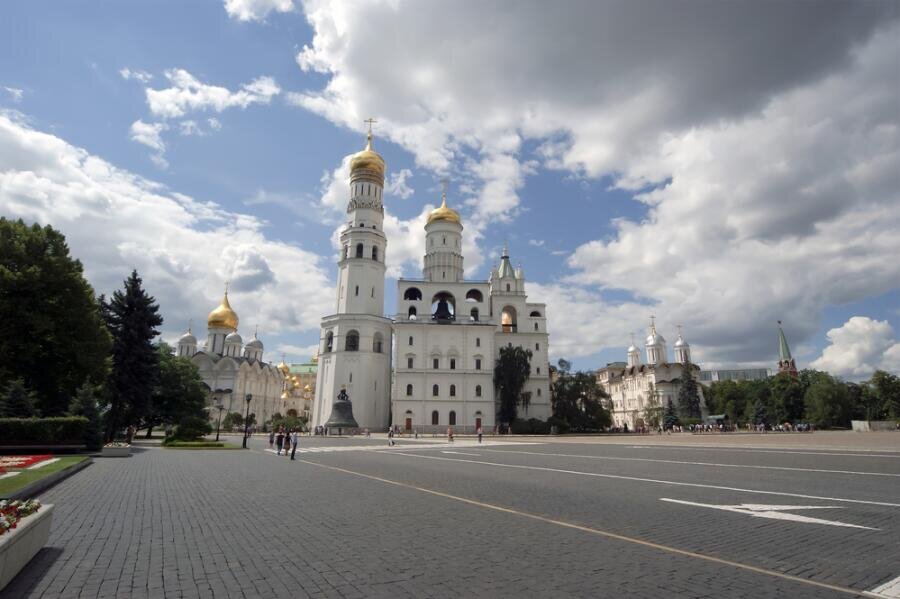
[622,444,900,459]
[659,498,877,530]
[0,471,20,480]
[484,448,900,477]
[441,451,481,456]
[26,457,61,469]
[870,574,900,598]
[393,452,900,507]
[262,440,534,455]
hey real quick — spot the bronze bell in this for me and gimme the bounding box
[324,388,359,430]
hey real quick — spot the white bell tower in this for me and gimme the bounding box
[312,122,393,431]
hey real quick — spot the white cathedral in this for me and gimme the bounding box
[311,132,551,433]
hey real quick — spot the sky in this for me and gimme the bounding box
[1,0,899,379]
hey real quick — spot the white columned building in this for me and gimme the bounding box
[311,131,393,431]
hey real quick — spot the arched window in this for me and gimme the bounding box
[534,322,539,331]
[465,289,484,302]
[342,245,348,260]
[345,330,359,351]
[431,291,456,321]
[470,308,479,321]
[372,246,379,261]
[537,388,542,397]
[475,385,482,397]
[408,306,417,319]
[501,306,517,333]
[403,287,423,301]
[449,411,456,425]
[449,384,456,397]
[373,332,383,353]
[408,336,414,346]
[354,285,359,296]
[324,331,334,353]
[506,283,510,291]
[355,243,364,258]
[406,384,413,396]
[431,410,439,425]
[432,384,439,396]
[530,310,542,317]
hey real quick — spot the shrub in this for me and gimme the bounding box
[0,380,37,418]
[0,417,88,445]
[510,418,551,434]
[162,440,227,448]
[547,416,570,434]
[166,415,212,442]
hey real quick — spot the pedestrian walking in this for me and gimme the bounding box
[276,428,285,455]
[291,429,299,460]
[283,430,291,455]
[388,429,395,447]
[447,427,454,443]
[477,427,483,444]
[268,430,275,449]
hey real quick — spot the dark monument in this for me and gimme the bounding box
[324,388,359,432]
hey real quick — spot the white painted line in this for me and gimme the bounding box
[484,448,900,478]
[0,471,20,480]
[26,457,61,470]
[393,452,900,507]
[619,444,900,459]
[441,451,481,456]
[870,574,900,598]
[659,498,877,530]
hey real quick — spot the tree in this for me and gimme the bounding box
[677,363,701,419]
[551,359,611,432]
[752,399,769,426]
[146,342,209,437]
[103,270,163,440]
[771,371,805,423]
[494,345,532,424]
[642,383,663,429]
[868,370,900,419]
[804,375,851,428]
[663,398,680,430]
[70,383,104,450]
[0,379,36,418]
[0,218,111,415]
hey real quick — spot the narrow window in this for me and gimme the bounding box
[406,384,413,396]
[536,343,540,351]
[475,385,482,397]
[409,336,414,346]
[476,338,481,347]
[537,367,541,375]
[450,385,456,397]
[534,323,539,331]
[407,357,413,369]
[450,358,456,370]
[372,246,378,261]
[506,283,510,291]
[433,358,439,369]
[432,385,439,397]
[355,285,359,296]
[449,411,456,425]
[537,388,542,397]
[475,358,482,370]
[431,410,439,425]
[355,243,364,258]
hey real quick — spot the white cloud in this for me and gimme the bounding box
[119,68,153,83]
[811,317,900,379]
[290,2,900,364]
[146,69,280,119]
[385,169,414,199]
[129,120,169,168]
[224,0,295,22]
[0,113,333,350]
[3,87,24,103]
[207,117,222,131]
[528,239,544,247]
[178,120,204,136]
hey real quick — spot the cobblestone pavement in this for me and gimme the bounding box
[3,433,899,598]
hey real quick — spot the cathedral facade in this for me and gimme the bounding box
[177,292,284,425]
[312,132,551,432]
[597,321,704,430]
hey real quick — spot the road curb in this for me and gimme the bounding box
[5,457,93,501]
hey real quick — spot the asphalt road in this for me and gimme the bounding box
[4,433,899,598]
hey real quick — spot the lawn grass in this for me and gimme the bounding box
[162,441,242,449]
[0,455,88,496]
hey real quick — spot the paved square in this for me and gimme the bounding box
[3,432,899,598]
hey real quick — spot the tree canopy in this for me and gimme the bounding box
[677,363,702,419]
[146,342,209,436]
[551,359,611,432]
[0,218,111,415]
[494,345,532,423]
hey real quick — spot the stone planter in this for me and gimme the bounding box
[0,504,54,591]
[101,445,131,457]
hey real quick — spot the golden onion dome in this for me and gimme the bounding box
[277,360,290,375]
[304,384,311,392]
[426,194,461,225]
[349,133,385,180]
[207,292,239,330]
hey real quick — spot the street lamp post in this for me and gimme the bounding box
[214,397,225,442]
[242,393,252,449]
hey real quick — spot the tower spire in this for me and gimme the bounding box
[776,320,798,378]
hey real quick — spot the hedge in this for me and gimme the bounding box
[0,417,89,445]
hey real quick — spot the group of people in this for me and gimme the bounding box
[268,427,301,460]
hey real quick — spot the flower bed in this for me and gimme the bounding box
[0,500,54,591]
[0,456,53,470]
[100,443,131,457]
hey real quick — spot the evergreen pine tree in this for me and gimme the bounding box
[0,379,37,418]
[103,270,162,440]
[70,383,104,450]
[677,363,701,419]
[663,398,679,430]
[494,345,532,425]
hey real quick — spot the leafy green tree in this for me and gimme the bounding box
[804,374,852,428]
[551,359,611,432]
[752,399,769,426]
[70,383,104,450]
[0,379,37,418]
[0,218,111,415]
[642,383,663,429]
[494,345,532,424]
[770,371,805,423]
[663,398,680,430]
[103,270,163,440]
[146,342,209,437]
[166,415,212,442]
[868,370,900,419]
[676,363,702,419]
